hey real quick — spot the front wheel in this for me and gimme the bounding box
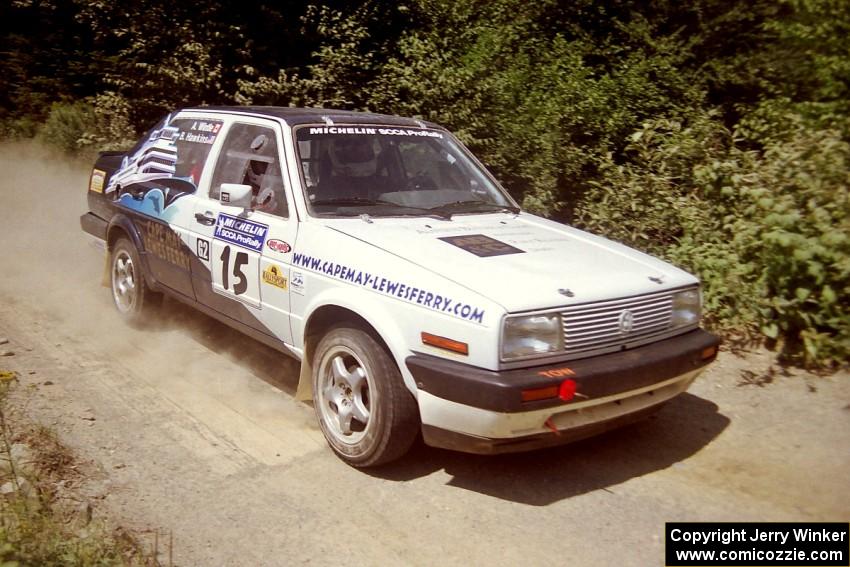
[312,326,419,467]
[110,237,160,325]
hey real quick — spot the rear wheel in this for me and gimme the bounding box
[110,237,160,324]
[313,326,419,467]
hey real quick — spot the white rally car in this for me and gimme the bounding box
[81,107,720,467]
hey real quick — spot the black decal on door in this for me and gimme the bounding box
[219,245,249,295]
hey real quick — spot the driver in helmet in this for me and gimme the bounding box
[330,137,378,177]
[244,159,278,213]
[324,136,380,198]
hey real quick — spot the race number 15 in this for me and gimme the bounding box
[220,245,248,295]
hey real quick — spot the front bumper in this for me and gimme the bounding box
[406,329,720,454]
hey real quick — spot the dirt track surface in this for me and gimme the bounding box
[0,142,848,566]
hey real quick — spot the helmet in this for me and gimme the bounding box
[328,137,377,177]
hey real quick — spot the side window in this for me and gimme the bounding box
[210,123,288,218]
[170,118,222,185]
[106,115,221,196]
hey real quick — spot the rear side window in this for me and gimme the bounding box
[170,118,222,185]
[210,123,288,218]
[107,115,222,195]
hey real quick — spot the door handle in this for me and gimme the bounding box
[194,212,216,226]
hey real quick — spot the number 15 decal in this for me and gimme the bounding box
[211,242,261,307]
[220,245,248,295]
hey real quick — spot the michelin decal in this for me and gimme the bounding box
[307,126,443,138]
[214,214,268,252]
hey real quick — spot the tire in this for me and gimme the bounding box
[312,325,419,467]
[110,237,161,325]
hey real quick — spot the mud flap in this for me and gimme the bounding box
[101,247,111,288]
[295,358,313,401]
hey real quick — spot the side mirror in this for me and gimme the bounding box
[219,183,253,209]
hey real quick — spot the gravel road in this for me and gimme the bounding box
[0,142,847,566]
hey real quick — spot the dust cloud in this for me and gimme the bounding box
[0,141,316,446]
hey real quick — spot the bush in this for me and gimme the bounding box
[576,111,850,368]
[78,93,138,153]
[37,94,136,158]
[37,101,95,155]
[0,116,41,140]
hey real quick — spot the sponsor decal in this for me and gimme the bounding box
[89,169,106,193]
[221,191,231,203]
[538,367,576,379]
[291,252,486,324]
[213,213,268,252]
[267,239,292,253]
[141,220,190,270]
[307,126,443,138]
[196,238,210,261]
[438,234,524,257]
[291,271,305,295]
[262,264,288,290]
[105,114,223,213]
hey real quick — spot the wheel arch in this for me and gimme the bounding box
[106,213,144,249]
[296,299,416,402]
[104,214,158,291]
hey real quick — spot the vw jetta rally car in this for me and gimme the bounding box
[81,107,720,466]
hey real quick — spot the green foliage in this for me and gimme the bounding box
[236,4,376,108]
[0,376,147,566]
[37,101,96,155]
[78,93,139,153]
[37,94,136,157]
[2,0,848,366]
[0,503,137,567]
[577,111,850,367]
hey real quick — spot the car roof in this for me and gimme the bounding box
[182,106,444,129]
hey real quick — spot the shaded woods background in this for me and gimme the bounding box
[1,0,847,367]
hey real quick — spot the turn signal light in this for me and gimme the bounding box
[521,378,579,403]
[701,345,718,360]
[421,332,469,355]
[521,385,559,402]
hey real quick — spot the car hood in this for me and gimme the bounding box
[321,212,698,312]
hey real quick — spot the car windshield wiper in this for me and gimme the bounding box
[311,197,395,207]
[428,200,520,219]
[311,197,453,219]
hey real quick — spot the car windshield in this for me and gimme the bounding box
[294,125,518,218]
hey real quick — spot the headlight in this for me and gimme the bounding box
[671,288,701,328]
[502,313,563,359]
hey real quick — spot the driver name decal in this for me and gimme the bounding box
[439,234,524,257]
[214,214,268,252]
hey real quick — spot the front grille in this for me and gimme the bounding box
[560,290,675,356]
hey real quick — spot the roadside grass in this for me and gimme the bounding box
[0,370,158,566]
